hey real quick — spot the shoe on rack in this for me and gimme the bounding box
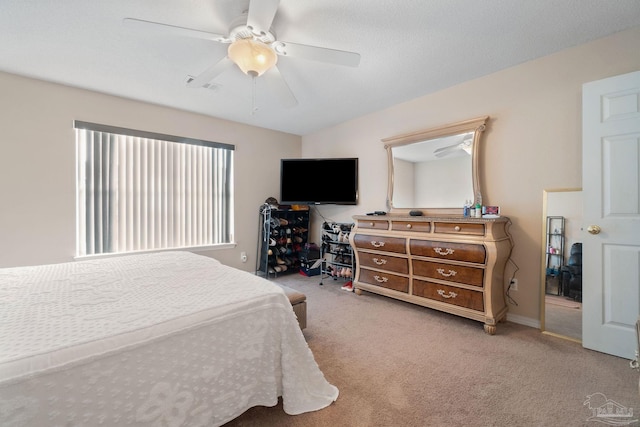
[341,281,353,292]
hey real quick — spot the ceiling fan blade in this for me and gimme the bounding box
[187,57,235,87]
[247,0,280,36]
[273,41,361,67]
[434,145,463,158]
[123,18,228,43]
[263,65,298,108]
[433,142,462,154]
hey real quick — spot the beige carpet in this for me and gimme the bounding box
[546,294,582,309]
[225,274,639,426]
[544,295,582,341]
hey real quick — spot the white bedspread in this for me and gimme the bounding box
[0,251,338,426]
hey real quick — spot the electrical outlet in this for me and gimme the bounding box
[510,278,518,291]
[240,251,247,263]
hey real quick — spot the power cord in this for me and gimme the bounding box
[505,258,520,306]
[502,217,519,306]
[312,205,332,224]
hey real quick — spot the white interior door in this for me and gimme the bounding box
[582,70,640,359]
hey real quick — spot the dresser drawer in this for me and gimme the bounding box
[409,240,486,264]
[433,222,485,236]
[359,268,409,293]
[412,260,484,287]
[353,234,407,254]
[391,221,431,233]
[413,279,484,312]
[357,251,409,274]
[357,219,389,230]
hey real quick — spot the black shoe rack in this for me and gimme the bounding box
[256,204,310,278]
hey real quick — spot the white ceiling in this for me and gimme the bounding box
[2,1,640,136]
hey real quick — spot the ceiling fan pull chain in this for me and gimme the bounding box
[251,76,257,115]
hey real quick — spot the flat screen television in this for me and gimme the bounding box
[280,158,359,205]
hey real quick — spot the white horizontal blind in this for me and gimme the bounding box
[75,123,234,256]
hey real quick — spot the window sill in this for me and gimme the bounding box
[75,243,237,261]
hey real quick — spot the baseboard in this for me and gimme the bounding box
[506,313,540,329]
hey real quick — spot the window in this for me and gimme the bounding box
[75,121,234,257]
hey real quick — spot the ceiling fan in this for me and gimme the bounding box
[433,134,474,158]
[123,0,361,108]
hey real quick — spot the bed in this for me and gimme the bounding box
[0,251,338,426]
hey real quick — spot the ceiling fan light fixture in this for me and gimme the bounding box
[228,39,277,77]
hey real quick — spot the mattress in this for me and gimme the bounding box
[0,251,338,426]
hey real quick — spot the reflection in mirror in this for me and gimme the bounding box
[391,132,474,207]
[383,116,488,212]
[541,188,583,343]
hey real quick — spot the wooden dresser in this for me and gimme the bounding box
[349,215,513,334]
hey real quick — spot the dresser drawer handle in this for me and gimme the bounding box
[436,268,457,278]
[406,223,412,229]
[372,258,387,265]
[373,275,388,283]
[454,226,461,231]
[437,289,458,299]
[370,222,375,227]
[434,247,455,256]
[370,241,385,248]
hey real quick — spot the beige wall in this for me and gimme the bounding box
[2,26,639,325]
[0,72,301,269]
[303,26,640,325]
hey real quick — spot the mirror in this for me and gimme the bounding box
[383,116,488,213]
[540,188,583,343]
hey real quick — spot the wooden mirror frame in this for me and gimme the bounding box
[383,116,489,215]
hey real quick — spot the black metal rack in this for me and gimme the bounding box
[545,215,565,295]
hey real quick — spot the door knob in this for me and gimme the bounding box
[587,225,601,235]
